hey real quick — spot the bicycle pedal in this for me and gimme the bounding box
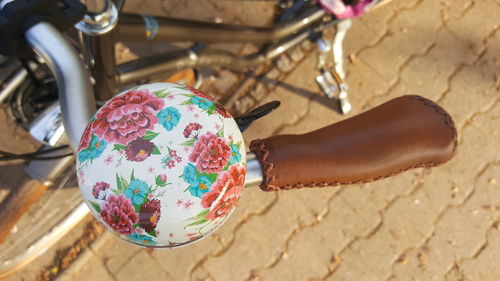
[315,71,352,115]
[315,71,338,99]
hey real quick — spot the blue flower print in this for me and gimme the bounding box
[229,144,241,164]
[157,106,181,131]
[191,96,214,110]
[188,176,212,198]
[124,179,150,205]
[128,232,156,246]
[78,136,107,162]
[183,163,198,186]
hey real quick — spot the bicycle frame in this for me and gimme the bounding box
[80,4,330,101]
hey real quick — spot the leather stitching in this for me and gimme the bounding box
[249,95,458,191]
[408,95,458,154]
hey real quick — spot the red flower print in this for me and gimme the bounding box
[100,194,139,235]
[186,232,202,241]
[139,199,161,233]
[215,103,232,118]
[125,137,155,162]
[201,165,245,220]
[183,123,203,138]
[186,86,216,102]
[92,181,110,199]
[91,89,164,145]
[189,132,230,173]
[78,124,92,151]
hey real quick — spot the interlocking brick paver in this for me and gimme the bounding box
[258,194,361,281]
[358,0,442,86]
[370,27,477,105]
[150,235,220,280]
[275,53,295,73]
[350,0,420,55]
[203,194,309,281]
[458,165,500,281]
[115,251,171,281]
[439,66,498,127]
[58,255,115,281]
[93,234,142,276]
[445,0,500,56]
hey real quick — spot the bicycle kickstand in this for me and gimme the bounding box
[315,19,353,114]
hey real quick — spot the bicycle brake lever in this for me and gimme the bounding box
[235,101,281,132]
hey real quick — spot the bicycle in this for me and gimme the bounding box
[0,0,456,277]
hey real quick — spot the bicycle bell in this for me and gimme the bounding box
[76,83,279,248]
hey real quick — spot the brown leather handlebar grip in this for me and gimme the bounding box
[250,95,457,191]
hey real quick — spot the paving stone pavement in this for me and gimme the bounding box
[3,0,499,280]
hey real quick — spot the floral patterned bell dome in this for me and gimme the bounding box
[76,83,246,248]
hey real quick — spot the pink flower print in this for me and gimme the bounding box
[176,199,184,207]
[78,170,85,184]
[169,150,182,163]
[169,233,174,238]
[194,113,200,119]
[167,95,175,100]
[214,123,221,130]
[148,167,155,173]
[100,194,139,235]
[91,89,164,145]
[183,200,194,210]
[104,155,113,165]
[189,132,230,173]
[187,105,195,112]
[78,125,92,151]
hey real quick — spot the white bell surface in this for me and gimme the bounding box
[76,83,246,248]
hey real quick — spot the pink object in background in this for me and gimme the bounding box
[318,0,374,19]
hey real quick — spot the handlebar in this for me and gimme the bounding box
[22,24,456,192]
[250,95,457,191]
[25,22,96,151]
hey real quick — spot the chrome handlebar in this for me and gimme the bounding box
[23,21,264,187]
[25,22,96,151]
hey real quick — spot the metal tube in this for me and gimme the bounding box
[245,153,263,188]
[115,7,326,43]
[80,0,108,14]
[0,68,27,104]
[85,33,117,101]
[118,28,311,85]
[25,22,96,151]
